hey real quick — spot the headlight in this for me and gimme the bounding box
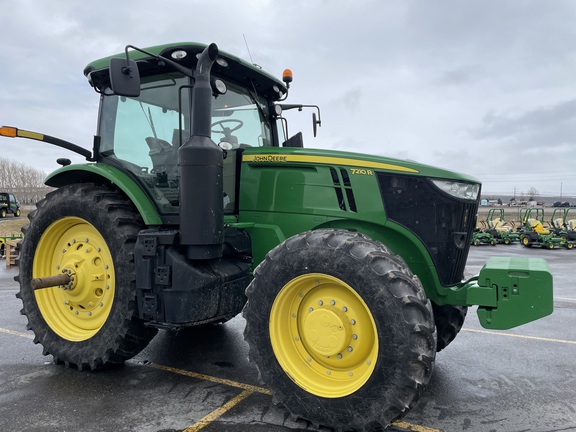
[430,179,480,201]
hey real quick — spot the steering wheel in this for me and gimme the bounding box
[211,119,243,134]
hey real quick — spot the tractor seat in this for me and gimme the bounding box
[553,218,565,230]
[493,219,512,233]
[531,220,550,235]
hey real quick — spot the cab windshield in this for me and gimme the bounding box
[98,73,272,214]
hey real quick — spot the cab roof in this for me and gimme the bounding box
[84,42,287,101]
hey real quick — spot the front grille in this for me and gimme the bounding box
[377,173,479,286]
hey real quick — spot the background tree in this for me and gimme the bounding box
[0,156,53,204]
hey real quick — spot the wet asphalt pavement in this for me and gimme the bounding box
[0,244,575,432]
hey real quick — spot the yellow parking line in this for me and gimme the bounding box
[0,327,33,339]
[392,420,445,432]
[462,328,576,345]
[0,329,445,432]
[183,389,253,432]
[148,362,271,394]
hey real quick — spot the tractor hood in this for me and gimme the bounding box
[242,146,481,186]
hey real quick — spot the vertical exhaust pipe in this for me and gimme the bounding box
[178,43,224,260]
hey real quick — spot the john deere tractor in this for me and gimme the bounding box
[0,42,553,431]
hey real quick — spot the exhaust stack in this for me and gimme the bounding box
[178,43,224,260]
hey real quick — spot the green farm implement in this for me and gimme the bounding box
[550,208,576,244]
[485,208,521,245]
[520,207,573,249]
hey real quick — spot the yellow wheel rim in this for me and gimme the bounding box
[270,273,378,398]
[33,217,115,341]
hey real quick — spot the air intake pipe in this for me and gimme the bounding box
[178,43,224,260]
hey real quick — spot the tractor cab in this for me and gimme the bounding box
[84,43,295,217]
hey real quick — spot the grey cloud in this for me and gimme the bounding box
[432,65,483,86]
[470,99,576,141]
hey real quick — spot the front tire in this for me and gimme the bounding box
[243,229,436,430]
[17,184,157,370]
[431,303,467,352]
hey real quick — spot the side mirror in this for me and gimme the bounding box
[109,57,141,97]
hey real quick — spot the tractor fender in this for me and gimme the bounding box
[315,219,452,304]
[45,164,162,225]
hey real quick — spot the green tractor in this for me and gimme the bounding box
[485,208,520,245]
[471,219,496,246]
[0,42,554,430]
[520,207,572,249]
[550,208,576,245]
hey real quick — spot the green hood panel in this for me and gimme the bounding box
[241,147,480,183]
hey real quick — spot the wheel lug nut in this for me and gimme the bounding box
[330,300,335,305]
[342,306,348,312]
[337,353,343,359]
[352,334,358,340]
[351,319,356,325]
[309,307,314,312]
[347,346,353,352]
[318,300,323,306]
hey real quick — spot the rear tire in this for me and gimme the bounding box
[0,208,6,218]
[243,229,436,430]
[17,184,157,370]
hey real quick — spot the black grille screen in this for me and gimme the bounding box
[377,173,479,286]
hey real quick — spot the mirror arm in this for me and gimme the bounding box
[125,45,193,77]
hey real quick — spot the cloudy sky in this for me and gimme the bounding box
[1,0,575,198]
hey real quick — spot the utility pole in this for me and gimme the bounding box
[560,182,563,200]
